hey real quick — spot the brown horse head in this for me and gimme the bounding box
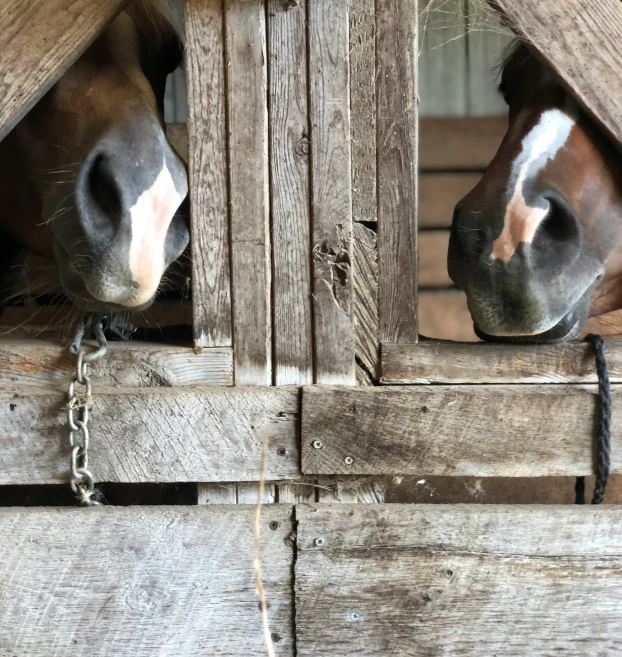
[0,0,188,312]
[448,43,622,341]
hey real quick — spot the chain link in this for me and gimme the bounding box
[66,314,110,507]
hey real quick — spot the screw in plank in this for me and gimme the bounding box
[314,536,326,547]
[276,447,287,457]
[344,456,354,465]
[312,440,323,449]
[349,612,361,622]
[269,521,279,531]
[271,633,282,643]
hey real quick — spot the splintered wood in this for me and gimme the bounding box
[296,505,622,656]
[0,506,294,657]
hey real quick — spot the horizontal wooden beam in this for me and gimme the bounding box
[418,230,450,287]
[301,384,622,477]
[0,506,294,656]
[0,339,232,387]
[1,386,299,484]
[419,172,481,228]
[0,0,127,141]
[296,504,622,657]
[382,338,622,384]
[492,0,622,149]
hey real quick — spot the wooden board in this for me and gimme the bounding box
[0,506,294,656]
[382,338,622,384]
[418,230,451,287]
[268,0,313,386]
[0,338,232,387]
[1,386,299,484]
[419,117,507,170]
[492,0,622,149]
[419,172,481,228]
[377,0,418,344]
[185,0,232,349]
[309,0,355,384]
[419,289,478,341]
[0,0,127,141]
[226,0,271,385]
[296,504,622,657]
[349,0,376,223]
[301,384,622,477]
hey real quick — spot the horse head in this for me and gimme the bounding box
[448,43,622,341]
[1,0,188,312]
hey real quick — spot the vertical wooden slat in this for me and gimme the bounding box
[377,0,418,344]
[349,0,376,224]
[185,0,232,349]
[268,0,313,386]
[308,0,356,385]
[226,0,271,385]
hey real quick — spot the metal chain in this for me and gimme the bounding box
[66,314,110,507]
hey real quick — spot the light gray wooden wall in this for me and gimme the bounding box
[164,0,513,123]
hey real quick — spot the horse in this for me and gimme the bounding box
[0,0,189,316]
[447,42,622,342]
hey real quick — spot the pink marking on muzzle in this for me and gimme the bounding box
[128,163,182,306]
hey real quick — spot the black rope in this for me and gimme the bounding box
[575,334,612,505]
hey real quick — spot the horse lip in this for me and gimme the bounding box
[474,312,582,344]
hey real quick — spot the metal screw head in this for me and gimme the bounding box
[276,447,287,457]
[344,456,354,465]
[314,536,326,547]
[312,440,323,449]
[349,612,361,622]
[269,521,279,531]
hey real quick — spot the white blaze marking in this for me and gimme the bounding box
[128,162,182,306]
[490,108,577,264]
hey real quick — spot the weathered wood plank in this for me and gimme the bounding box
[237,482,276,504]
[185,0,232,349]
[0,506,294,657]
[0,339,232,387]
[353,223,379,381]
[301,384,622,477]
[419,289,478,341]
[419,172,482,228]
[349,0,376,223]
[377,0,418,344]
[197,482,238,504]
[418,0,468,117]
[296,504,622,657]
[382,338,622,384]
[226,0,271,385]
[316,476,386,503]
[309,0,355,384]
[419,116,507,170]
[492,0,622,148]
[1,386,299,484]
[418,230,451,287]
[268,0,313,386]
[0,0,127,142]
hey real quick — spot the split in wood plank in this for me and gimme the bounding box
[301,384,622,477]
[0,506,294,657]
[382,337,622,384]
[1,386,299,485]
[296,504,622,657]
[185,0,232,349]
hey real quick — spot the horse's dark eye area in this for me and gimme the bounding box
[498,80,511,105]
[88,154,122,220]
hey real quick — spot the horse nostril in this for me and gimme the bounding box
[540,197,580,244]
[88,154,122,221]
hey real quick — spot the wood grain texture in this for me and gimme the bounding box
[316,476,386,503]
[353,223,379,381]
[309,0,355,385]
[197,482,238,504]
[0,339,232,387]
[0,506,294,656]
[419,172,482,228]
[382,338,622,384]
[419,116,507,170]
[1,386,299,484]
[492,0,622,148]
[418,289,478,341]
[301,384,622,477]
[185,0,232,349]
[226,0,271,385]
[377,0,418,344]
[418,230,451,287]
[296,504,622,657]
[0,0,127,141]
[268,0,313,386]
[349,0,376,223]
